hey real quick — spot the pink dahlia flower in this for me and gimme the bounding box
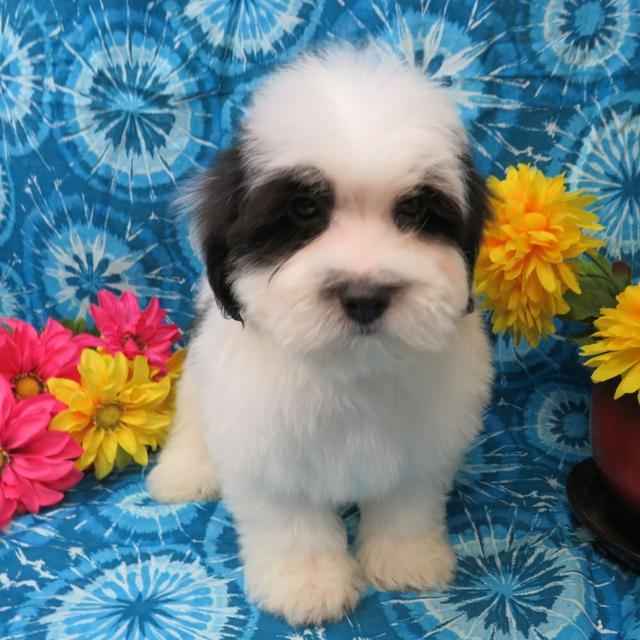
[90,290,181,374]
[0,377,83,529]
[0,318,98,400]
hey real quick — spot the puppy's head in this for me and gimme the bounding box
[189,47,490,363]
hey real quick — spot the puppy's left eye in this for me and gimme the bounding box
[394,188,461,236]
[395,194,428,227]
[287,195,322,222]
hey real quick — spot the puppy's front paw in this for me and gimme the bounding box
[147,457,219,503]
[357,530,455,592]
[245,551,363,626]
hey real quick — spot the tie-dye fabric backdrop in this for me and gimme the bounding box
[1,1,639,638]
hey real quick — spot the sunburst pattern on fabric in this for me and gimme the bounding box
[183,0,324,75]
[524,384,592,464]
[52,2,218,204]
[0,2,52,158]
[551,94,640,261]
[21,181,179,325]
[568,108,640,260]
[531,0,640,95]
[383,508,620,640]
[36,547,249,640]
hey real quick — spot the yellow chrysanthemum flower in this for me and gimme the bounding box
[475,164,603,346]
[48,349,171,479]
[581,284,640,402]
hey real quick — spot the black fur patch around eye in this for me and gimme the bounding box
[393,185,465,244]
[392,154,492,278]
[228,173,334,268]
[191,144,334,321]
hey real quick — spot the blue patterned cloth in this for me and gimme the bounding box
[1,0,639,638]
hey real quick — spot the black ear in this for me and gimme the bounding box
[191,146,246,322]
[461,153,492,272]
[460,153,492,314]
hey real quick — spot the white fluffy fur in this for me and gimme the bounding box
[243,46,468,209]
[149,46,493,626]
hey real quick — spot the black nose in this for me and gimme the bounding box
[339,283,393,325]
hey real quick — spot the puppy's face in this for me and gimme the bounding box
[191,49,490,363]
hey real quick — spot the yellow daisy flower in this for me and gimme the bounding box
[581,283,640,402]
[48,349,171,479]
[113,349,185,471]
[475,164,603,346]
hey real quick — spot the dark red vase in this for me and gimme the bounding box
[590,380,640,524]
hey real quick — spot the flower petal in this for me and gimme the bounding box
[0,377,16,427]
[20,430,82,459]
[46,466,84,492]
[0,491,18,529]
[131,445,148,467]
[12,474,39,512]
[11,456,76,482]
[114,426,138,455]
[591,349,640,383]
[101,433,118,464]
[94,447,115,480]
[50,411,92,434]
[614,361,640,398]
[3,396,56,450]
[22,483,64,509]
[47,378,83,407]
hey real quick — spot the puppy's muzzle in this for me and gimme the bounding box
[330,281,402,326]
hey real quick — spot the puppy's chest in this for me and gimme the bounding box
[232,382,441,502]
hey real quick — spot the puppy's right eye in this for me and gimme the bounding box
[287,195,321,223]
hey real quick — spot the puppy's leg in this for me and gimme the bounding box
[356,480,455,591]
[147,366,219,503]
[227,487,363,626]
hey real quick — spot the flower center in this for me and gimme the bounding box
[123,332,146,350]
[94,403,122,431]
[0,447,8,473]
[13,373,46,399]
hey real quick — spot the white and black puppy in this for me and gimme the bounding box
[148,46,494,626]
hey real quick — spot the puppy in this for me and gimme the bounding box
[148,45,494,626]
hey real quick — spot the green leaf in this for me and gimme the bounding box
[57,318,100,337]
[564,282,615,321]
[562,252,631,323]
